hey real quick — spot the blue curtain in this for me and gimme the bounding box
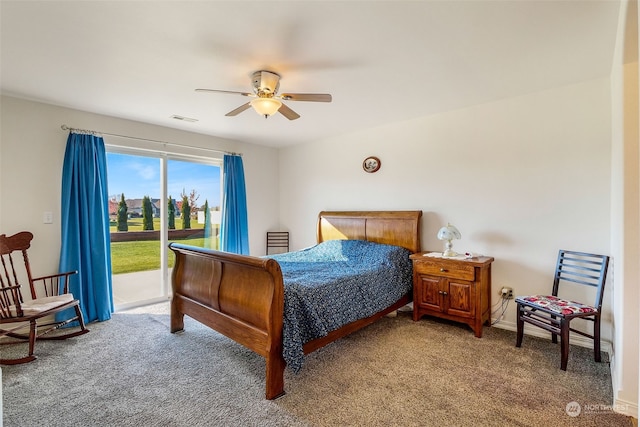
[59,132,113,323]
[220,154,249,254]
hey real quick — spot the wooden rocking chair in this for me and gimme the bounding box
[0,231,89,364]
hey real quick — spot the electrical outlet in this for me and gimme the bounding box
[501,287,514,299]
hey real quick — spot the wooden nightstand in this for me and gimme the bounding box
[410,252,494,338]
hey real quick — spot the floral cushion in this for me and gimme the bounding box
[519,295,597,315]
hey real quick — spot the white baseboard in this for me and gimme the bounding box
[609,350,639,419]
[490,318,612,355]
[612,395,638,419]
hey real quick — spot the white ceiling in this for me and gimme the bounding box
[0,1,621,148]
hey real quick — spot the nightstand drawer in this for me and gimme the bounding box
[413,261,475,281]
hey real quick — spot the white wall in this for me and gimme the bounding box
[280,78,613,340]
[610,0,640,417]
[0,95,281,276]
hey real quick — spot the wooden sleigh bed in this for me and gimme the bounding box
[169,210,422,399]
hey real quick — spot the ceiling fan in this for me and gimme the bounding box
[196,70,332,120]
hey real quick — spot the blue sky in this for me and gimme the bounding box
[106,153,221,208]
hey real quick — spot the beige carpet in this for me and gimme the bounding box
[1,302,634,426]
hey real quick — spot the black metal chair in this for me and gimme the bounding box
[515,250,610,370]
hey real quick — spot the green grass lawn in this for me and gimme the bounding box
[109,218,217,274]
[110,237,220,274]
[109,217,204,232]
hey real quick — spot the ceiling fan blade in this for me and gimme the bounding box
[196,88,253,97]
[279,93,332,102]
[225,102,252,117]
[278,103,300,120]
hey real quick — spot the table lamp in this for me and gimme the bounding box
[437,223,461,257]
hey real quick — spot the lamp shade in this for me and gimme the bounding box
[250,98,282,117]
[437,223,461,257]
[437,224,461,241]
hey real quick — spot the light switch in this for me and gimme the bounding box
[43,211,53,224]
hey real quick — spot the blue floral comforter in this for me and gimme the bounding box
[267,239,412,372]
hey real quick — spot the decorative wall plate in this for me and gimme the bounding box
[363,156,381,173]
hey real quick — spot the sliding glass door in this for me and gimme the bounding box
[106,149,221,310]
[166,158,222,261]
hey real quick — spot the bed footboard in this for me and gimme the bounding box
[169,243,286,399]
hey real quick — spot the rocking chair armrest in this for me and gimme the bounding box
[0,284,22,293]
[0,284,24,316]
[31,270,78,296]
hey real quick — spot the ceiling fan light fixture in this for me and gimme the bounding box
[250,97,282,117]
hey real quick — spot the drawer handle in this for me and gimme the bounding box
[438,290,448,296]
[440,268,447,272]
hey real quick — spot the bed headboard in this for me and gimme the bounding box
[316,211,422,253]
